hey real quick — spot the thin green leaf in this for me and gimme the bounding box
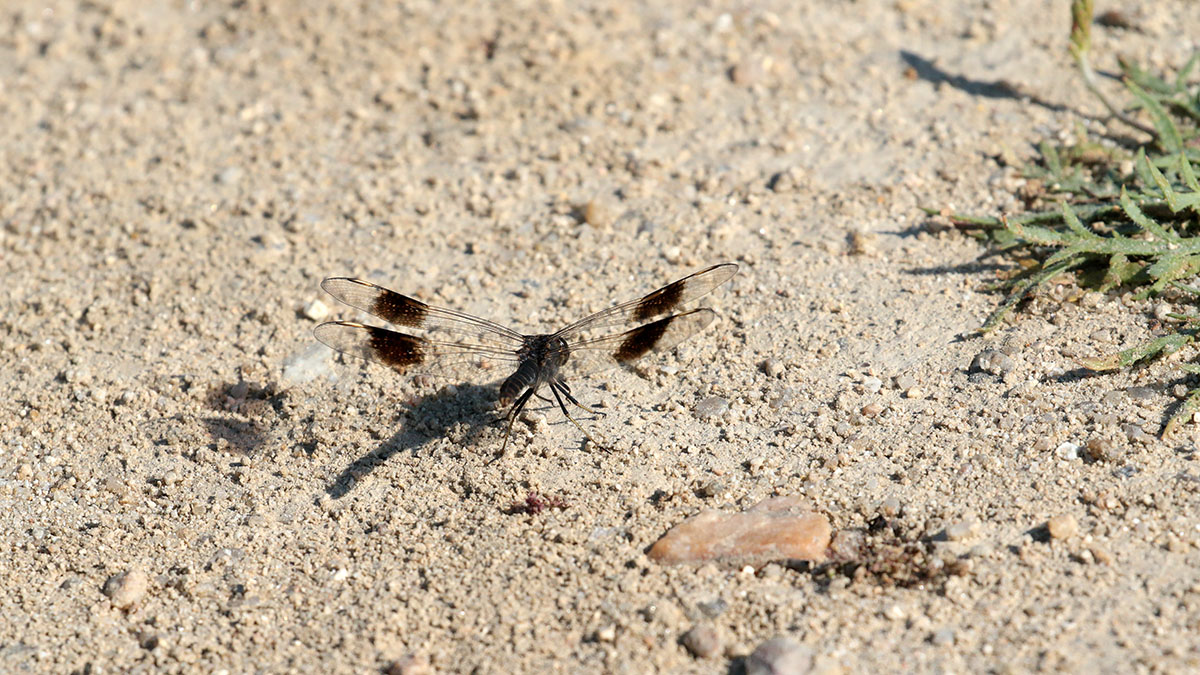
[1180,154,1200,193]
[1077,332,1195,371]
[1174,52,1199,91]
[1060,201,1091,237]
[1120,57,1175,96]
[1120,187,1178,241]
[1170,280,1200,296]
[1164,384,1200,439]
[1127,79,1184,153]
[1040,140,1064,178]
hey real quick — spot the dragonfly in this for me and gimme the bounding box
[314,262,738,451]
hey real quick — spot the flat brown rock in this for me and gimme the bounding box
[648,497,831,566]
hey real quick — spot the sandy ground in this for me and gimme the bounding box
[3,0,1200,672]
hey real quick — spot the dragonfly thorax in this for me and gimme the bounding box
[499,334,571,404]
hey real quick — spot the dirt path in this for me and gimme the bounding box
[2,1,1198,672]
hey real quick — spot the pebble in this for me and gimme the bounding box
[648,497,831,565]
[1126,386,1156,401]
[1084,437,1120,462]
[697,478,724,498]
[762,358,785,378]
[138,630,160,650]
[583,199,613,228]
[970,349,1015,376]
[693,396,729,420]
[745,636,813,675]
[385,654,431,675]
[103,568,148,609]
[697,598,728,618]
[894,374,917,390]
[903,386,924,399]
[767,167,805,193]
[729,60,764,86]
[1122,424,1152,444]
[1089,546,1114,565]
[860,402,884,418]
[303,299,329,321]
[1054,442,1080,460]
[595,625,617,642]
[1047,513,1079,539]
[861,376,883,394]
[930,628,956,646]
[681,624,723,659]
[944,520,977,542]
[216,165,244,186]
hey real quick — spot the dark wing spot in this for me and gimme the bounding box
[633,278,684,322]
[615,316,672,363]
[367,326,426,369]
[371,289,429,328]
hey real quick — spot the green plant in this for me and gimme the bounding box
[938,0,1200,438]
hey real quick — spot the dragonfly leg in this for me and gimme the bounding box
[555,380,606,417]
[550,382,607,450]
[500,387,536,455]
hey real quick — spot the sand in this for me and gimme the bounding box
[2,1,1199,672]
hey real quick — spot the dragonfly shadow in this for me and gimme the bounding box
[324,383,498,499]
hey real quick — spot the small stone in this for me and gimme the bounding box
[904,386,924,399]
[1054,442,1080,460]
[729,60,764,86]
[697,598,728,618]
[681,624,723,659]
[762,358,785,378]
[1089,546,1113,565]
[103,568,148,609]
[878,496,902,518]
[860,402,884,418]
[1122,424,1152,443]
[931,628,956,646]
[385,654,431,675]
[970,349,1015,376]
[303,299,329,321]
[861,376,883,394]
[1126,386,1156,401]
[745,636,813,675]
[648,497,831,566]
[693,396,729,420]
[595,625,617,642]
[697,479,724,498]
[847,229,875,256]
[894,374,917,390]
[583,199,614,228]
[944,521,977,542]
[1047,513,1079,540]
[138,631,160,650]
[1084,437,1120,463]
[216,166,244,186]
[767,167,805,193]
